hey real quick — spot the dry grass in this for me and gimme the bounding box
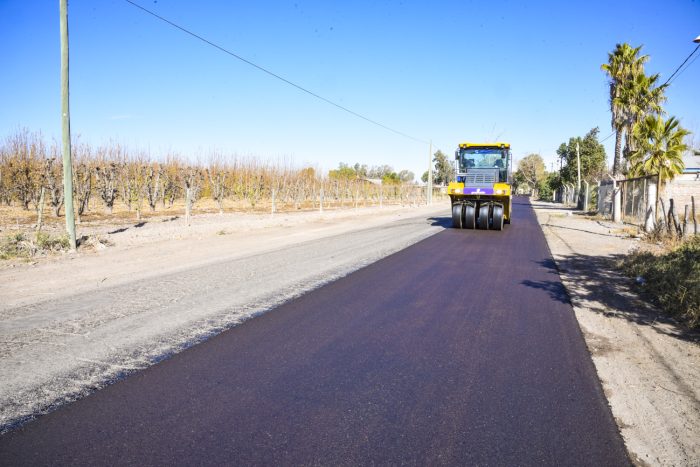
[621,235,700,329]
[610,226,642,238]
[0,231,70,260]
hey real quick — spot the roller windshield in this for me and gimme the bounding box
[458,148,508,172]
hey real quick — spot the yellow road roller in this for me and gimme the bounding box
[447,142,512,230]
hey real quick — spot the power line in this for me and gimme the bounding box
[664,43,700,85]
[123,0,429,145]
[667,46,700,86]
[599,42,700,144]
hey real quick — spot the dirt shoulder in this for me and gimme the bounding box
[532,200,700,466]
[1,205,438,310]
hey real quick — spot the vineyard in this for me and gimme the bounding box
[0,129,433,229]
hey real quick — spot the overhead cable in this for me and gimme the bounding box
[123,0,429,145]
[599,42,700,144]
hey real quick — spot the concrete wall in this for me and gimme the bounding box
[660,173,700,216]
[598,182,613,217]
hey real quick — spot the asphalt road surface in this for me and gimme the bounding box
[0,197,629,466]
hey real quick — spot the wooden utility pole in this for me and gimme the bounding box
[60,0,77,250]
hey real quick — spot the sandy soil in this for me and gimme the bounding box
[0,204,446,432]
[533,201,700,467]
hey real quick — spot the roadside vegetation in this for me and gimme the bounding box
[622,236,700,329]
[0,232,70,260]
[602,42,697,329]
[0,129,433,257]
[0,129,424,220]
[512,127,608,201]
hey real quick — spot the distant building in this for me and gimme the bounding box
[682,149,700,175]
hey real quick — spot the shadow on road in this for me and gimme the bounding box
[520,258,571,305]
[428,216,452,228]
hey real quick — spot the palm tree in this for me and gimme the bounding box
[629,115,689,182]
[615,71,667,167]
[601,43,649,177]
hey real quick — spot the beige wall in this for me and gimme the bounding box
[660,173,700,222]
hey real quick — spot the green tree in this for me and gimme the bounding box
[382,172,400,184]
[616,71,666,166]
[329,162,358,180]
[629,115,689,182]
[432,150,453,185]
[544,171,562,197]
[602,43,649,177]
[556,127,607,184]
[537,172,559,201]
[515,153,546,195]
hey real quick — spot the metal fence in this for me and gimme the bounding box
[597,181,613,216]
[556,182,598,211]
[620,176,657,226]
[596,175,658,229]
[558,174,698,234]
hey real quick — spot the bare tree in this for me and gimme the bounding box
[206,153,229,214]
[0,129,430,221]
[5,129,43,210]
[0,145,9,206]
[74,162,92,220]
[182,167,203,225]
[117,162,133,212]
[144,163,162,212]
[95,158,119,214]
[43,156,64,217]
[72,141,94,221]
[114,151,148,219]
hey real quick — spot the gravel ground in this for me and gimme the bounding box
[533,200,700,467]
[0,204,446,433]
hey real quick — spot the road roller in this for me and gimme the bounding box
[447,142,512,230]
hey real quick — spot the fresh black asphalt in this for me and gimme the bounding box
[0,197,630,465]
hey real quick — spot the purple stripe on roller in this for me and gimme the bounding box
[463,187,494,195]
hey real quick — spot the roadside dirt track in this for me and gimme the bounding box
[0,198,629,465]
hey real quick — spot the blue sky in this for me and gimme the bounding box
[2,0,699,178]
